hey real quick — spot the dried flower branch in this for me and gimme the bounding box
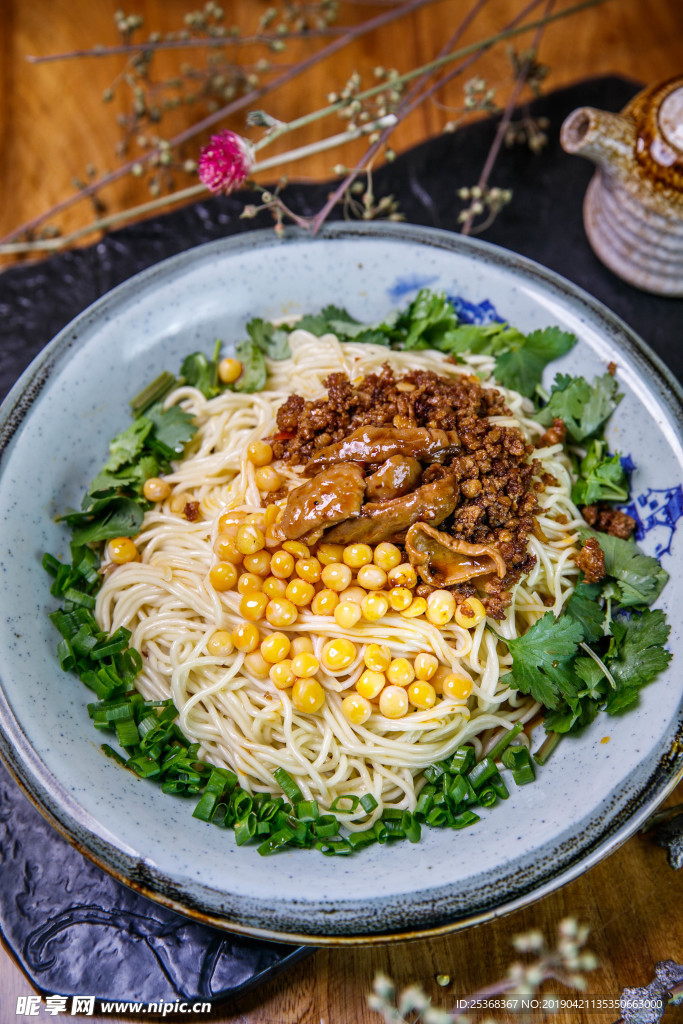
[1,0,609,257]
[368,918,599,1024]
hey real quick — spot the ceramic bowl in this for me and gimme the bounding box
[0,223,681,943]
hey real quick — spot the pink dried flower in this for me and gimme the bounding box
[198,131,255,195]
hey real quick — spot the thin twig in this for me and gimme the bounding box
[26,26,349,63]
[1,0,439,246]
[461,0,554,235]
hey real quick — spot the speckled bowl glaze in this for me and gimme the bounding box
[0,224,681,944]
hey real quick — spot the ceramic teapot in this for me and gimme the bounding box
[561,77,683,296]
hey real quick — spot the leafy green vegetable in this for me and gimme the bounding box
[291,289,576,398]
[497,613,584,709]
[565,581,607,643]
[233,337,267,393]
[64,497,145,546]
[246,318,291,360]
[536,372,622,442]
[588,529,669,608]
[145,403,196,454]
[494,326,576,399]
[181,341,222,399]
[571,439,629,506]
[604,609,672,713]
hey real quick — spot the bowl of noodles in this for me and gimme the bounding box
[0,223,681,943]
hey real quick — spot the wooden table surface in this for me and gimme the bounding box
[1,1,682,1021]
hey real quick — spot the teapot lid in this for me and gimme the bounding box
[627,76,683,191]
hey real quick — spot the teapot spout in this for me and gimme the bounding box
[561,107,636,174]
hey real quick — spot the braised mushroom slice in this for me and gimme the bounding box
[324,476,457,546]
[278,463,365,542]
[304,426,458,476]
[365,455,422,501]
[405,523,506,587]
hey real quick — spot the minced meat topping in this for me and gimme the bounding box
[272,366,543,619]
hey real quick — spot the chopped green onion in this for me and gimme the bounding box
[449,746,476,773]
[467,756,497,791]
[451,809,480,829]
[273,767,304,803]
[234,813,257,846]
[486,722,524,763]
[295,799,320,822]
[534,732,563,765]
[360,793,378,813]
[330,794,360,813]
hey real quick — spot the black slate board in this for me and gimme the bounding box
[1,76,680,1005]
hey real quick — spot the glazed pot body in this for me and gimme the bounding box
[561,78,683,296]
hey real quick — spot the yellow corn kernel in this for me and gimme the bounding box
[108,536,139,564]
[282,540,310,559]
[407,681,437,710]
[291,636,314,657]
[356,669,386,700]
[236,523,265,555]
[291,652,320,678]
[285,578,315,607]
[342,543,373,568]
[339,586,366,606]
[454,597,487,629]
[384,586,409,613]
[209,561,238,592]
[321,637,357,672]
[255,465,282,493]
[379,685,409,719]
[316,542,344,565]
[373,542,402,571]
[431,665,452,695]
[218,357,243,384]
[387,657,415,687]
[237,571,263,595]
[364,643,391,673]
[414,652,438,681]
[244,512,265,527]
[357,564,388,591]
[243,550,271,576]
[244,650,270,678]
[240,592,268,621]
[401,596,427,619]
[270,659,295,690]
[334,600,362,630]
[270,549,295,579]
[360,592,389,621]
[442,674,473,700]
[292,677,326,713]
[213,535,243,564]
[426,590,456,627]
[388,563,418,588]
[342,693,372,725]
[246,439,273,466]
[264,503,280,529]
[169,493,187,514]
[265,597,298,628]
[231,622,260,652]
[261,575,288,600]
[295,557,322,583]
[311,589,339,616]
[320,562,353,592]
[260,631,291,664]
[218,511,244,535]
[207,630,234,657]
[142,477,170,502]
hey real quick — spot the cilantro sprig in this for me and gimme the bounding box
[571,440,629,506]
[291,288,576,398]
